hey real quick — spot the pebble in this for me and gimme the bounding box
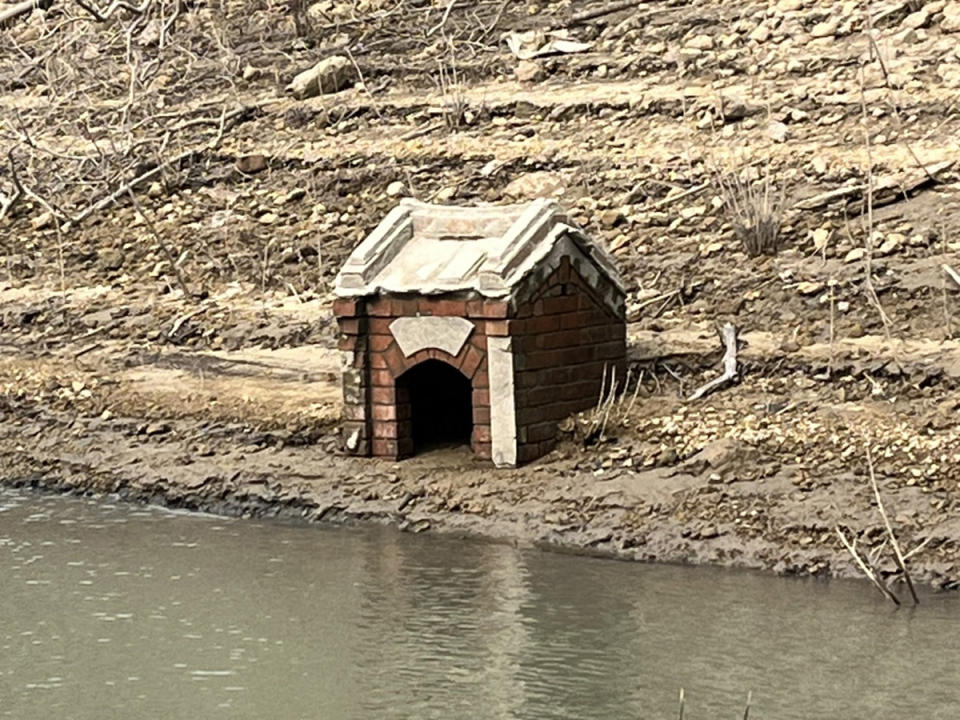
[902,9,930,29]
[944,2,960,32]
[515,60,545,83]
[386,181,405,197]
[236,155,267,173]
[843,247,865,263]
[809,18,838,38]
[686,34,715,50]
[749,24,771,43]
[599,209,624,228]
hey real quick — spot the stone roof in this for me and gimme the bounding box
[333,198,625,302]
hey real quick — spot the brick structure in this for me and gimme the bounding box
[333,198,626,467]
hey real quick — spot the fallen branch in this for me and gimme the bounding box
[943,263,960,290]
[0,0,46,27]
[835,526,901,605]
[687,322,737,401]
[168,303,211,337]
[569,0,647,25]
[426,0,456,36]
[646,181,710,211]
[794,161,953,211]
[0,151,24,222]
[74,0,151,21]
[866,446,919,605]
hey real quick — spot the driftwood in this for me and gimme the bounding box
[687,323,737,401]
[794,160,954,211]
[866,446,919,605]
[835,526,901,605]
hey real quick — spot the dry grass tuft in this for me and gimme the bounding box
[715,166,788,257]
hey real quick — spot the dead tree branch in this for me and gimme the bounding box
[866,446,919,605]
[0,0,48,27]
[0,151,25,222]
[74,0,152,21]
[835,526,901,605]
[688,323,738,401]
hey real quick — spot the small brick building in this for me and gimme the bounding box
[333,198,626,467]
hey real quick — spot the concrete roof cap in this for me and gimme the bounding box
[334,198,625,300]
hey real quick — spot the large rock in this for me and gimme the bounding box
[944,1,960,32]
[286,56,354,99]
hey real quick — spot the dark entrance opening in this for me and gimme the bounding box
[397,359,473,453]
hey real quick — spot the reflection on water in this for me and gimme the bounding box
[1,487,959,719]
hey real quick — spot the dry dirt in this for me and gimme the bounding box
[3,0,960,594]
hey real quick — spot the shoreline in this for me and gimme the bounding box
[3,398,957,595]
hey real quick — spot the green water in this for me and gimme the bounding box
[1,487,958,719]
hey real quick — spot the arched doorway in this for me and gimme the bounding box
[396,359,473,454]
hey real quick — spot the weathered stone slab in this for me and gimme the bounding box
[389,316,474,357]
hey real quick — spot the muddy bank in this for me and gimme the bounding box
[3,357,960,595]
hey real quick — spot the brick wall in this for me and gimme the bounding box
[334,294,508,461]
[509,257,627,464]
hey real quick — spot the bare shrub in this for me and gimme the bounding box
[714,165,787,257]
[436,56,467,131]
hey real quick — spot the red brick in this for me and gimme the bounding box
[526,421,556,443]
[365,297,391,317]
[537,329,585,350]
[392,297,420,316]
[472,388,490,407]
[371,439,398,458]
[384,345,407,377]
[596,341,626,361]
[473,405,491,424]
[471,425,491,443]
[517,444,542,464]
[584,325,616,343]
[516,303,534,319]
[370,369,395,387]
[338,317,362,335]
[559,380,601,402]
[408,349,430,368]
[373,420,398,439]
[483,300,509,318]
[369,317,393,334]
[472,442,492,460]
[517,406,549,425]
[369,334,394,352]
[338,336,357,351]
[540,366,572,385]
[440,298,469,316]
[372,404,397,421]
[543,295,580,315]
[460,345,484,378]
[370,386,395,404]
[485,319,510,336]
[528,315,561,334]
[472,368,489,389]
[466,298,485,317]
[370,353,388,369]
[333,298,358,317]
[537,438,557,456]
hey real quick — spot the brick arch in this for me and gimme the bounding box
[367,316,491,460]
